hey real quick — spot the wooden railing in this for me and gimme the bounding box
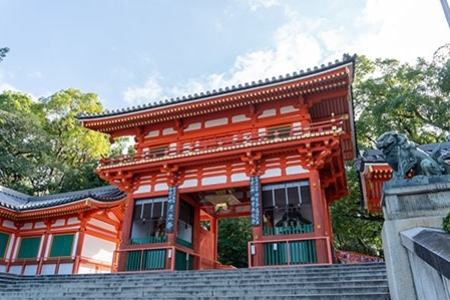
[117,245,227,272]
[248,236,332,267]
[263,224,314,236]
[4,256,113,275]
[129,235,168,245]
[99,115,347,168]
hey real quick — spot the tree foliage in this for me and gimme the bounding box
[0,89,111,194]
[331,44,450,257]
[217,217,252,268]
[0,47,9,63]
[355,43,450,147]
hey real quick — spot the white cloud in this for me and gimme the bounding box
[350,0,450,62]
[246,0,280,11]
[0,82,19,93]
[122,73,164,105]
[27,70,43,79]
[122,0,450,107]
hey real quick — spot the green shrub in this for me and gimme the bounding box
[443,211,450,233]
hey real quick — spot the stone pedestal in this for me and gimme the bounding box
[381,176,450,300]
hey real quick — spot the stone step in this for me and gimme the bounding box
[0,263,389,299]
[0,285,390,298]
[0,279,388,293]
[10,270,387,284]
[7,276,388,290]
[0,294,390,300]
[2,263,386,280]
[7,265,386,282]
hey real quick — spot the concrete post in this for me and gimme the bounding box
[381,177,450,300]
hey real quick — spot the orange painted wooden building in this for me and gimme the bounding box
[77,55,357,271]
[0,185,125,275]
[357,142,450,213]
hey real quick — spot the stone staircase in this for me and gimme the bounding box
[0,263,390,300]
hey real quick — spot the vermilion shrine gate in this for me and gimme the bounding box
[77,56,357,271]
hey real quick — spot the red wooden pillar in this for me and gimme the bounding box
[117,193,134,271]
[73,214,89,274]
[37,219,54,274]
[309,168,329,263]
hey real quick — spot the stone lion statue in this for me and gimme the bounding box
[375,131,450,179]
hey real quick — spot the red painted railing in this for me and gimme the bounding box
[248,236,332,268]
[99,115,347,168]
[3,256,113,275]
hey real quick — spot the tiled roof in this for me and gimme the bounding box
[76,54,356,120]
[0,185,126,211]
[356,142,450,172]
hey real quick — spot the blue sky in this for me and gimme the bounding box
[0,0,449,111]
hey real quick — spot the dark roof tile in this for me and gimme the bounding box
[76,54,357,120]
[0,185,126,211]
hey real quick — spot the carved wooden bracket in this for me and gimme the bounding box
[134,127,145,144]
[241,151,262,176]
[245,104,262,119]
[102,171,137,193]
[298,138,340,170]
[161,164,180,187]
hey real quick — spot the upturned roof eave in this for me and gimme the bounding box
[76,56,356,126]
[0,197,125,221]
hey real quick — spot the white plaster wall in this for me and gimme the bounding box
[280,105,298,114]
[54,219,65,227]
[259,109,276,118]
[202,175,227,186]
[261,168,282,178]
[58,263,73,274]
[9,266,22,274]
[2,220,15,229]
[41,264,56,275]
[163,127,176,135]
[146,130,159,137]
[205,118,228,128]
[179,179,198,189]
[231,173,248,182]
[185,122,201,131]
[88,219,116,234]
[67,217,79,225]
[78,264,109,274]
[34,222,46,229]
[22,223,32,230]
[0,265,5,272]
[6,233,14,259]
[44,234,53,258]
[134,185,151,194]
[286,166,308,175]
[155,183,169,191]
[23,265,38,275]
[81,234,115,263]
[232,114,250,123]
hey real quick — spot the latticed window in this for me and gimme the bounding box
[50,234,74,257]
[150,145,168,158]
[130,197,168,244]
[267,125,291,140]
[177,200,194,247]
[17,236,41,259]
[262,181,313,231]
[0,232,9,258]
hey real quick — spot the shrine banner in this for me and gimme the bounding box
[250,176,261,226]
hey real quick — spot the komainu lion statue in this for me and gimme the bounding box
[376,131,450,179]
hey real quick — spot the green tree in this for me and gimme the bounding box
[330,43,450,257]
[0,47,9,63]
[0,94,52,194]
[217,217,252,268]
[0,89,112,194]
[355,43,450,147]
